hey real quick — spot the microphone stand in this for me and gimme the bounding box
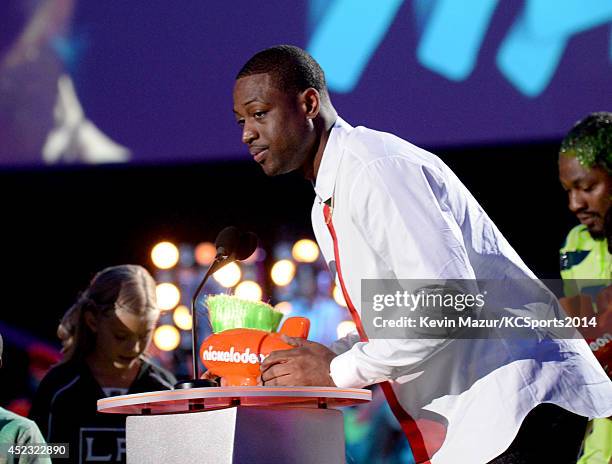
[175,253,233,389]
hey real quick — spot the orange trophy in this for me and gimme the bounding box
[200,294,310,386]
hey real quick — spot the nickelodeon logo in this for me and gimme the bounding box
[201,346,267,364]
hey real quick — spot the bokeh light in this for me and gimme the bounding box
[271,259,296,286]
[213,262,241,287]
[274,301,293,316]
[173,305,193,331]
[234,280,263,301]
[195,242,216,266]
[151,241,179,269]
[337,320,357,339]
[292,239,320,263]
[153,325,180,351]
[156,282,181,311]
[333,285,347,307]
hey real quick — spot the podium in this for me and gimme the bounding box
[98,386,371,464]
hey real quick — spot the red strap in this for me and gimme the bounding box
[323,204,432,463]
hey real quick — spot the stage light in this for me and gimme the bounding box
[213,262,241,287]
[156,283,181,311]
[234,280,262,301]
[274,301,293,316]
[292,239,319,263]
[151,241,179,269]
[337,321,357,339]
[173,305,192,331]
[195,242,216,266]
[153,325,180,351]
[271,260,296,286]
[333,285,347,307]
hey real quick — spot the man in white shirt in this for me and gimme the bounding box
[232,45,612,463]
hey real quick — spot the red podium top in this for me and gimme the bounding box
[97,386,371,415]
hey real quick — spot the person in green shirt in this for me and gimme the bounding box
[0,334,52,464]
[558,111,612,464]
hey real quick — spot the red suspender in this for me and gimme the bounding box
[323,204,432,463]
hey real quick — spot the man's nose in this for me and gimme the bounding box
[242,121,258,145]
[568,190,587,213]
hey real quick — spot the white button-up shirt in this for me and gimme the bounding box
[311,117,612,463]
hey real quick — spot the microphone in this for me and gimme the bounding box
[175,227,259,389]
[215,226,241,260]
[236,231,258,261]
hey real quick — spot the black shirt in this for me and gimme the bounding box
[29,357,175,463]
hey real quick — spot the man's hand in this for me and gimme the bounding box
[200,369,224,386]
[259,335,337,387]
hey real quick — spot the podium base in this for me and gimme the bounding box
[126,406,345,464]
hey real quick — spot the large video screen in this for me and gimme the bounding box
[1,0,611,167]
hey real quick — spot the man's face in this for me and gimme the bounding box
[233,73,314,176]
[559,154,612,238]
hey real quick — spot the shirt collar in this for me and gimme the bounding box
[313,116,352,203]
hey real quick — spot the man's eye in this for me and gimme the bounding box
[236,119,245,127]
[253,111,266,119]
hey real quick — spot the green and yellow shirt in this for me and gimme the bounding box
[560,224,612,299]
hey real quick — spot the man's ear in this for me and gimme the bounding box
[84,311,98,333]
[300,88,321,120]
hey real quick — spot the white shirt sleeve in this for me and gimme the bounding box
[328,331,361,355]
[329,155,476,388]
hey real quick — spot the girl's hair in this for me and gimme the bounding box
[57,264,159,362]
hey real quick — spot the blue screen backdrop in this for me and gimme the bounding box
[0,0,610,166]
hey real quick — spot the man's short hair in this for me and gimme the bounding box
[560,112,612,172]
[236,45,328,98]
